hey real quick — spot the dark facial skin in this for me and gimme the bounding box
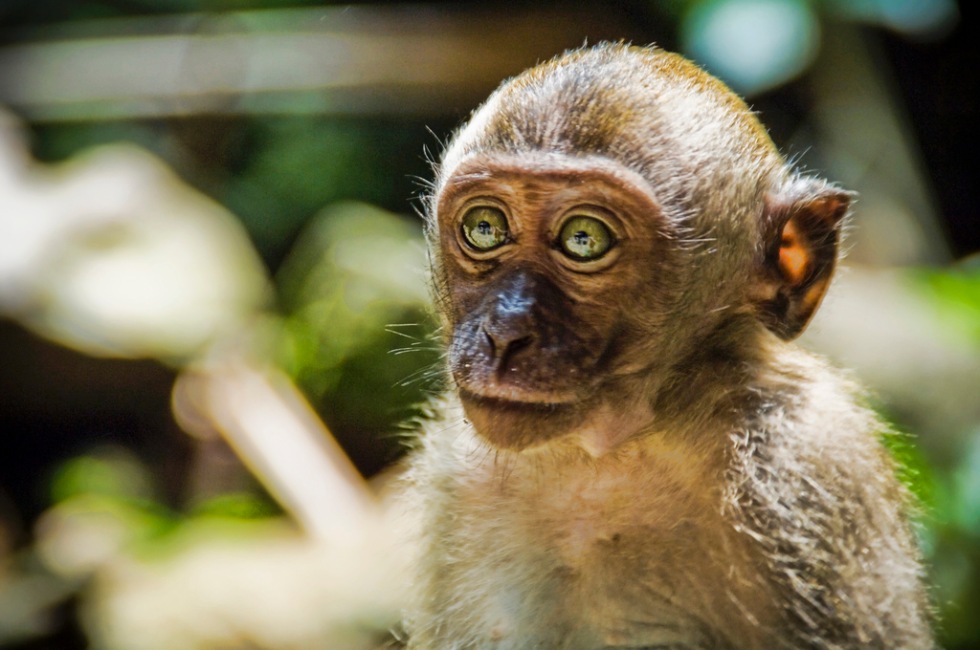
[436,153,676,451]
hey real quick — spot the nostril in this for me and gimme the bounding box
[482,324,534,363]
[503,334,533,357]
[497,334,534,376]
[483,326,497,354]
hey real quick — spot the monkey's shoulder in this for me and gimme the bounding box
[728,351,912,551]
[737,348,896,483]
[723,352,933,648]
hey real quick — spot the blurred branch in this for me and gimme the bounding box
[173,356,379,543]
[0,5,641,121]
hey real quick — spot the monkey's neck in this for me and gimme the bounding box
[648,319,775,434]
[573,395,658,457]
[538,323,777,459]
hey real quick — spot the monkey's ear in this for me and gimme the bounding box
[758,183,852,340]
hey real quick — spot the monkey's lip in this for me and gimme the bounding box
[457,386,580,410]
[457,386,592,451]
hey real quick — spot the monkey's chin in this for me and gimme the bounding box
[458,390,587,451]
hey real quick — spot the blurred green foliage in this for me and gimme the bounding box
[50,451,155,505]
[930,430,980,647]
[905,262,980,646]
[274,201,442,471]
[45,449,284,568]
[914,262,980,343]
[32,116,444,266]
[188,491,281,520]
[222,118,435,263]
[46,451,180,563]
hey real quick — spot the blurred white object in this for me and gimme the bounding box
[0,108,269,360]
[173,357,380,543]
[37,505,410,650]
[802,265,980,451]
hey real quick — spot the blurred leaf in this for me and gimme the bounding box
[950,430,980,537]
[188,492,280,521]
[50,448,154,504]
[32,122,167,165]
[276,201,431,374]
[224,118,428,263]
[911,262,980,342]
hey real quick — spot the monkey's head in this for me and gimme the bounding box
[429,44,850,453]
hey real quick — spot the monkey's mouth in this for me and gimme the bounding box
[457,385,579,410]
[457,386,587,450]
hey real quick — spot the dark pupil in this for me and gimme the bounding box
[478,221,493,235]
[573,231,590,245]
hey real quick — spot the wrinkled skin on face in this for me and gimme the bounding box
[428,44,852,454]
[435,155,683,451]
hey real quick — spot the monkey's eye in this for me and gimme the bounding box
[558,216,613,261]
[461,206,509,251]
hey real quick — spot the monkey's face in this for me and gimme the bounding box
[435,153,676,452]
[429,44,851,453]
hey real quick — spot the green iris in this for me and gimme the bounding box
[558,215,613,260]
[461,206,509,251]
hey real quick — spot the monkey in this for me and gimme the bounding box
[398,43,934,649]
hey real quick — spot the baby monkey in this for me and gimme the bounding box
[401,43,933,649]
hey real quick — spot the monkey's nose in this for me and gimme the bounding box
[482,324,535,371]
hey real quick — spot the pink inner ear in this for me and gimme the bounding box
[778,220,809,286]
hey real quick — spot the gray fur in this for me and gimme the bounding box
[401,44,934,649]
